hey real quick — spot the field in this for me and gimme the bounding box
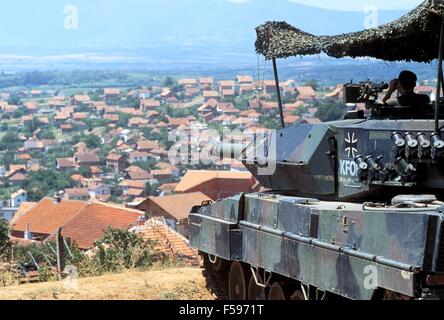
[0,267,214,300]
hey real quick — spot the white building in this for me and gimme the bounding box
[10,189,27,207]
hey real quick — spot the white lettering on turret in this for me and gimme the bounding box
[340,160,358,177]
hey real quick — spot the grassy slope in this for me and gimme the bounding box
[0,267,214,300]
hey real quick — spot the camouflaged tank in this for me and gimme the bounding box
[189,1,444,300]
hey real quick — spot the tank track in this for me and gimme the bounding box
[201,255,229,300]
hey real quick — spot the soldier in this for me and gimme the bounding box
[382,70,430,112]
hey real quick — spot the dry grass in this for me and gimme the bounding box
[0,267,214,300]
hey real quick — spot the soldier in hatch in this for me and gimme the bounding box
[382,70,430,110]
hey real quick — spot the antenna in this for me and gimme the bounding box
[272,58,285,129]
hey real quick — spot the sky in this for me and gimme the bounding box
[230,0,424,11]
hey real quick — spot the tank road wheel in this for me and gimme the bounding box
[208,254,230,272]
[248,274,267,300]
[268,282,286,300]
[229,262,248,300]
[290,289,306,300]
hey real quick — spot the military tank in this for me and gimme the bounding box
[189,0,444,300]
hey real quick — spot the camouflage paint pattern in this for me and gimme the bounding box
[190,193,444,299]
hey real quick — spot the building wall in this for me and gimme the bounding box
[138,202,189,237]
[179,178,259,200]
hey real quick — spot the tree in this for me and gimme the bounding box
[24,118,43,135]
[118,113,131,128]
[38,128,56,140]
[163,77,175,88]
[91,227,159,272]
[315,102,345,122]
[84,134,101,149]
[0,219,11,260]
[22,170,72,201]
[0,131,20,150]
[304,79,320,91]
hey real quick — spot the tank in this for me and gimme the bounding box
[189,0,444,300]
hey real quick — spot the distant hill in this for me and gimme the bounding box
[0,0,407,57]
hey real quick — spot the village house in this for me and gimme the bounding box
[56,158,77,171]
[118,180,146,199]
[137,140,160,153]
[202,90,220,102]
[10,198,142,249]
[262,80,278,94]
[64,188,91,201]
[128,151,151,164]
[151,169,173,183]
[325,85,344,101]
[219,80,235,95]
[296,86,318,102]
[134,192,210,237]
[140,99,160,111]
[10,189,28,207]
[199,77,214,90]
[106,152,126,173]
[24,138,44,152]
[60,124,74,133]
[175,170,261,200]
[23,101,39,114]
[133,217,198,264]
[125,166,151,181]
[284,115,301,126]
[76,153,100,167]
[158,183,179,196]
[88,183,111,200]
[178,78,198,88]
[72,95,91,106]
[415,85,436,100]
[104,88,120,103]
[8,172,27,185]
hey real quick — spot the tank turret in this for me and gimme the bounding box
[190,1,444,301]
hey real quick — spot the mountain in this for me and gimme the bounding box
[0,0,411,68]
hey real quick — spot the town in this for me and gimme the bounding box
[0,72,436,292]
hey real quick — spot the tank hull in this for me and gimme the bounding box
[190,193,444,300]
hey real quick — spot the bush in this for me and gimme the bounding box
[87,228,160,274]
[0,219,11,261]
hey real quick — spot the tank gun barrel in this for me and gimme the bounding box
[211,143,246,160]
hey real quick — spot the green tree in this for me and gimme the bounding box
[118,113,131,128]
[0,219,11,260]
[22,170,72,201]
[163,77,175,88]
[315,102,345,122]
[38,128,56,140]
[91,227,158,272]
[303,79,320,91]
[0,131,20,150]
[84,134,101,149]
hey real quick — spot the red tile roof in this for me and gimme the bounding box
[61,203,141,249]
[12,198,142,249]
[12,198,89,235]
[137,192,210,221]
[135,218,198,264]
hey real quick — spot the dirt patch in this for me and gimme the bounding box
[0,267,214,300]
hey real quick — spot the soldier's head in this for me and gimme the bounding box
[398,70,417,93]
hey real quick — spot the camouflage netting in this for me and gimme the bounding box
[256,0,444,62]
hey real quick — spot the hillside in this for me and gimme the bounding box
[0,268,214,300]
[0,0,410,70]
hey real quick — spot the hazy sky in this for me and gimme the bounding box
[230,0,424,11]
